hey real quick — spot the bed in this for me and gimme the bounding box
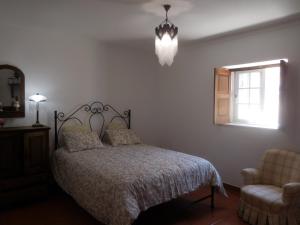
[51,101,226,225]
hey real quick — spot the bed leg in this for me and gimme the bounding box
[211,185,215,210]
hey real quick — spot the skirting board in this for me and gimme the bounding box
[223,183,240,192]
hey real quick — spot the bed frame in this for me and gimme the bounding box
[54,101,131,150]
[53,101,216,209]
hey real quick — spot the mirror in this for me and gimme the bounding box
[0,65,25,117]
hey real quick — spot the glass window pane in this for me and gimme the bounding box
[238,89,249,104]
[250,89,260,104]
[250,72,260,87]
[237,104,249,120]
[249,105,260,111]
[249,105,261,123]
[232,66,281,128]
[263,67,280,128]
[238,73,249,88]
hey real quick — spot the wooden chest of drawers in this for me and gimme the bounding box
[0,126,50,207]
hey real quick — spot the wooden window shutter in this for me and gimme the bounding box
[214,68,231,124]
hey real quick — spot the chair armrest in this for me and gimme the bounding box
[283,182,300,205]
[241,168,260,185]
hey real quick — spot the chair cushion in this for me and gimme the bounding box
[241,185,285,213]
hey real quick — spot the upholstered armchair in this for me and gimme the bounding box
[239,149,300,225]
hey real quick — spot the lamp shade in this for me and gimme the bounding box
[29,93,47,102]
[154,4,178,66]
[155,33,178,66]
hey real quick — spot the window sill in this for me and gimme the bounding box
[223,123,279,130]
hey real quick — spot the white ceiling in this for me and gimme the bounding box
[1,0,300,41]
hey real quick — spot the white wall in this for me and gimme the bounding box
[1,20,300,187]
[0,25,159,148]
[105,44,160,145]
[156,20,300,187]
[0,25,108,148]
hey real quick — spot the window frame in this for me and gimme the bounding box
[214,60,287,130]
[232,68,266,125]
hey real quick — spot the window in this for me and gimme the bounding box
[214,59,287,129]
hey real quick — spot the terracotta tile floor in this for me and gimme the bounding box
[0,187,248,225]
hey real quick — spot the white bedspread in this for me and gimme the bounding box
[51,144,225,225]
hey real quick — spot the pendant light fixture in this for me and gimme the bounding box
[155,4,178,66]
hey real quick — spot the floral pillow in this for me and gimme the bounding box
[105,129,142,147]
[106,120,128,130]
[62,125,104,152]
[62,124,89,132]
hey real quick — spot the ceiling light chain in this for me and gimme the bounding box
[164,4,170,22]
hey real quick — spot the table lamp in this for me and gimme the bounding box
[29,93,47,127]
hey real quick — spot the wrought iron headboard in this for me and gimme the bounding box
[54,101,131,150]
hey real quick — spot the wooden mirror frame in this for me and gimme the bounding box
[0,64,25,118]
